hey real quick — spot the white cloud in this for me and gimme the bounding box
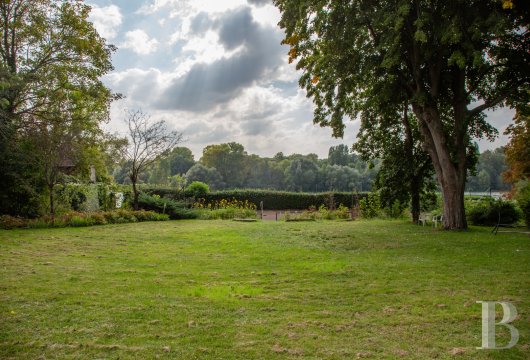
[89,4,122,40]
[121,30,159,55]
[251,3,280,27]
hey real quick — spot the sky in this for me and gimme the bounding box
[88,0,515,159]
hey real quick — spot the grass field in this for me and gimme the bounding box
[0,220,528,359]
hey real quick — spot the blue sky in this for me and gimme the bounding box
[88,0,515,158]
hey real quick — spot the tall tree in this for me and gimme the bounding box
[0,0,116,216]
[284,157,319,191]
[200,142,247,188]
[168,147,195,176]
[0,0,115,126]
[184,163,225,190]
[123,110,182,209]
[275,0,530,229]
[328,144,354,166]
[355,103,434,223]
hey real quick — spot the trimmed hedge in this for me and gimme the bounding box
[143,188,367,210]
[199,190,367,210]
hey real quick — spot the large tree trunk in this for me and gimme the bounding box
[410,176,421,224]
[413,105,467,229]
[439,175,467,229]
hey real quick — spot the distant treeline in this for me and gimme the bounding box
[112,142,510,193]
[113,143,379,192]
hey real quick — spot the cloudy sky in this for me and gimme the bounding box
[88,0,514,159]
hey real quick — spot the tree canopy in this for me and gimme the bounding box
[275,0,530,228]
[0,0,117,217]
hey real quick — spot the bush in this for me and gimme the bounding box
[1,210,169,230]
[514,180,530,229]
[0,215,27,229]
[185,181,210,198]
[69,215,92,227]
[466,198,521,226]
[196,208,257,220]
[359,193,382,219]
[383,200,407,219]
[138,193,197,219]
[193,197,257,220]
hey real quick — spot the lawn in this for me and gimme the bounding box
[0,220,528,359]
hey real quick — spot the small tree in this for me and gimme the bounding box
[124,110,182,209]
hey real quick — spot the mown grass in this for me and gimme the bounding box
[0,220,528,359]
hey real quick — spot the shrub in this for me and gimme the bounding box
[1,210,169,230]
[359,193,381,219]
[69,215,91,227]
[193,197,257,220]
[185,181,210,198]
[335,204,351,219]
[383,200,407,219]
[138,193,198,219]
[0,215,27,229]
[466,198,521,226]
[193,198,257,211]
[90,212,108,225]
[197,208,257,220]
[514,180,530,229]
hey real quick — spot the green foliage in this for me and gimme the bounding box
[53,183,130,214]
[0,135,45,218]
[196,208,257,220]
[300,204,351,220]
[0,0,116,218]
[0,215,27,230]
[466,198,521,226]
[193,198,257,211]
[193,197,257,220]
[275,0,530,229]
[514,180,530,229]
[137,193,197,220]
[0,210,168,229]
[467,148,510,191]
[359,193,382,219]
[383,200,408,219]
[185,163,225,190]
[199,190,365,210]
[185,181,210,198]
[201,142,247,188]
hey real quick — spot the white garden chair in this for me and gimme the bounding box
[418,213,429,226]
[432,215,443,228]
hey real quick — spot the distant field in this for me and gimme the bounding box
[0,220,528,359]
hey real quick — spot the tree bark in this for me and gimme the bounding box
[131,179,140,210]
[412,105,467,229]
[410,176,420,224]
[131,175,139,210]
